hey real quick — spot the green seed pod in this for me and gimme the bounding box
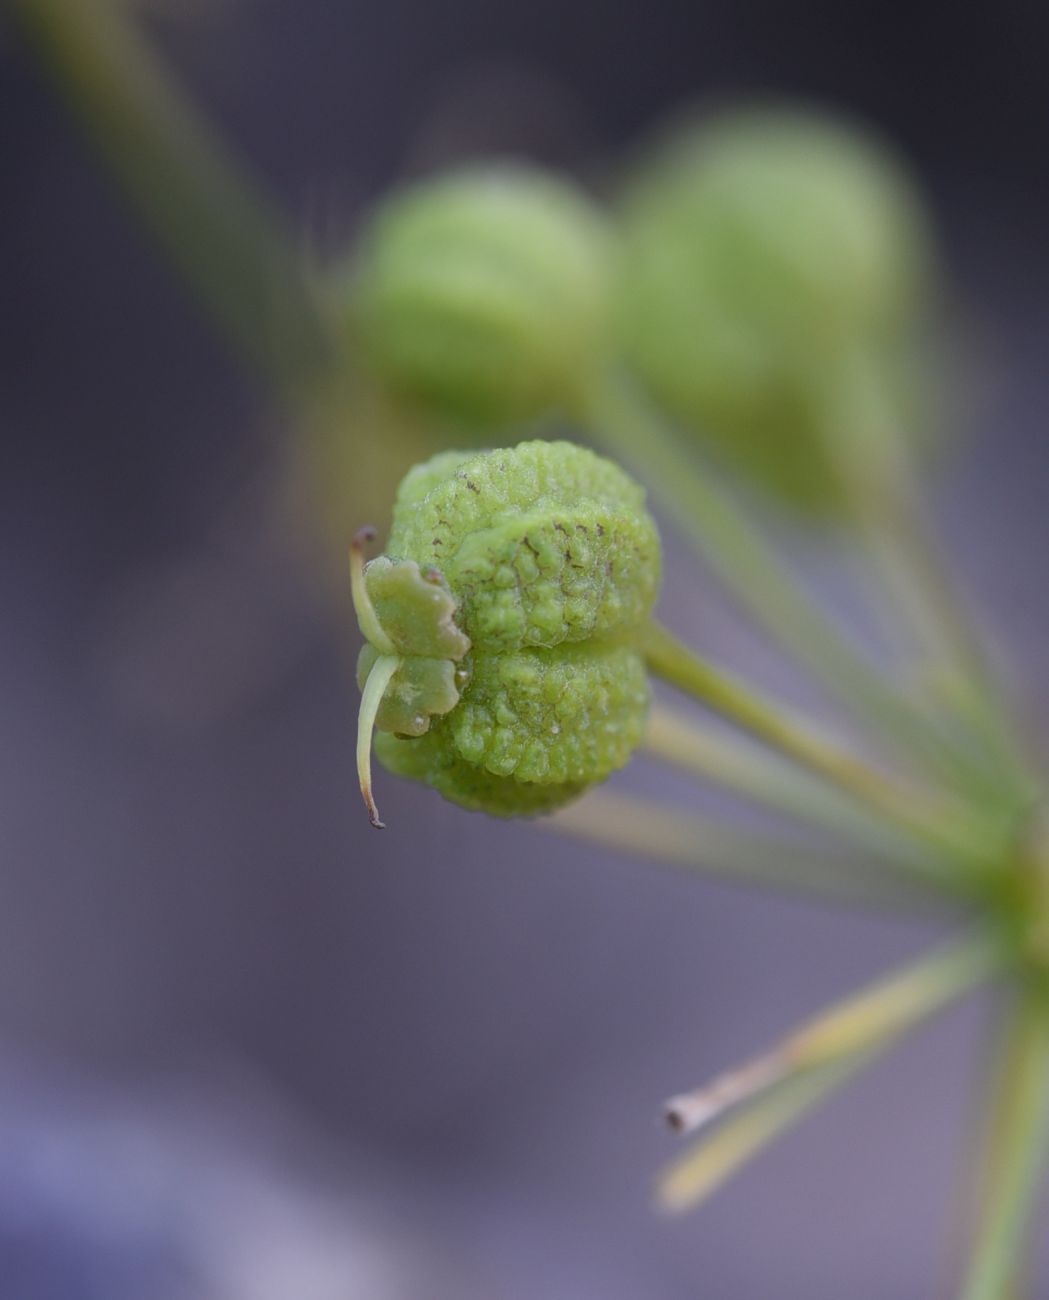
[351,440,661,823]
[616,105,938,515]
[346,165,612,427]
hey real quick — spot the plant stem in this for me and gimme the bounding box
[664,933,1000,1136]
[957,984,1049,1300]
[644,703,947,881]
[827,351,987,681]
[823,351,1031,808]
[656,1054,871,1213]
[545,789,937,911]
[582,373,966,783]
[11,0,335,393]
[12,0,425,551]
[658,933,1000,1215]
[642,619,993,877]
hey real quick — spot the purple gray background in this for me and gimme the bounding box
[2,1,1049,1296]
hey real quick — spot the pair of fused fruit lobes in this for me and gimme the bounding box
[344,103,940,518]
[352,440,661,822]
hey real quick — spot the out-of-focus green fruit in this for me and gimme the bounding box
[346,165,612,428]
[616,105,939,516]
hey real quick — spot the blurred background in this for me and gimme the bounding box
[2,1,1049,1296]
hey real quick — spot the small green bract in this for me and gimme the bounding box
[352,440,661,822]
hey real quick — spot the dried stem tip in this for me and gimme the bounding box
[664,1053,785,1136]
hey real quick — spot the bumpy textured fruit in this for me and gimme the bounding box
[352,440,661,819]
[616,105,937,515]
[347,165,611,427]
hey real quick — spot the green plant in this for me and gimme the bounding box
[351,440,660,823]
[615,105,937,518]
[345,166,611,427]
[15,3,1049,1293]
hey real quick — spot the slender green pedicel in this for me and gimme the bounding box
[351,440,661,823]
